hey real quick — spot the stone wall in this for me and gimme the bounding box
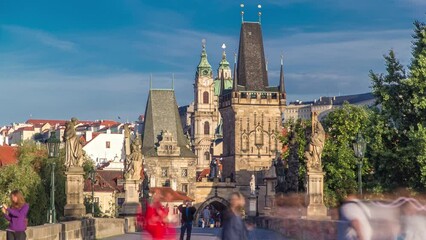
[255,216,338,240]
[0,217,136,240]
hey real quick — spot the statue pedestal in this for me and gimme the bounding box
[248,195,257,217]
[120,179,141,216]
[305,171,328,219]
[64,166,86,219]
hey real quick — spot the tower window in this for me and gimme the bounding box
[204,152,210,161]
[204,121,210,135]
[203,91,209,104]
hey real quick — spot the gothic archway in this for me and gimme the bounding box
[195,196,229,227]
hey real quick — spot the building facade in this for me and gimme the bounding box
[189,43,233,172]
[142,89,197,197]
[218,21,287,210]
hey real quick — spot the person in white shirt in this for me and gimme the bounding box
[338,194,372,240]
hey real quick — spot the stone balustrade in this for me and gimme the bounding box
[0,217,136,240]
[254,216,339,240]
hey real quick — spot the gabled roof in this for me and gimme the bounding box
[83,170,124,193]
[0,146,18,167]
[150,187,194,202]
[142,89,195,158]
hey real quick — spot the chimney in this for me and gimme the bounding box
[86,131,93,142]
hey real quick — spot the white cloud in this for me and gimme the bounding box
[2,25,76,51]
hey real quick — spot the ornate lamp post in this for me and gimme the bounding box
[88,169,97,216]
[47,133,60,158]
[353,133,366,196]
[46,133,60,224]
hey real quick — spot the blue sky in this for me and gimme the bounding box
[0,0,425,125]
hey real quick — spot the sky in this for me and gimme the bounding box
[0,0,425,126]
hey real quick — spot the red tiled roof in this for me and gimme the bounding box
[197,169,210,181]
[26,119,96,126]
[15,126,35,132]
[91,120,120,127]
[150,187,194,202]
[83,170,124,193]
[0,146,18,167]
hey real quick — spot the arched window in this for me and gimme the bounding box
[204,152,210,161]
[203,91,209,104]
[204,121,210,135]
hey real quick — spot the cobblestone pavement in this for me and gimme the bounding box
[103,227,285,240]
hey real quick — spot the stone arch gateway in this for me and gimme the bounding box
[194,196,230,226]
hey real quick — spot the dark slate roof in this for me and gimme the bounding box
[142,89,195,158]
[314,92,375,106]
[237,22,269,91]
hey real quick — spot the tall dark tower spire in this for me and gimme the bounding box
[233,53,238,91]
[279,54,286,95]
[237,22,268,91]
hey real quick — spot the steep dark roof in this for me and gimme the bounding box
[237,22,268,91]
[142,90,195,158]
[83,170,124,193]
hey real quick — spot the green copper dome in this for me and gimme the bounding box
[197,44,212,77]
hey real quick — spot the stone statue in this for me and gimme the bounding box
[125,135,143,180]
[250,174,256,196]
[124,124,131,156]
[274,152,286,194]
[305,112,326,172]
[171,176,177,191]
[141,170,150,199]
[209,158,217,179]
[64,118,83,169]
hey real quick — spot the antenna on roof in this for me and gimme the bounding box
[150,74,153,89]
[172,73,175,90]
[240,3,245,23]
[258,4,262,24]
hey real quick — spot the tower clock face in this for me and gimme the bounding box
[203,79,209,86]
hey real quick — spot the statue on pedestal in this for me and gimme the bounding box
[125,135,143,180]
[304,112,325,172]
[250,174,256,196]
[64,118,83,169]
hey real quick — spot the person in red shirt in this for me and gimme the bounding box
[142,191,176,240]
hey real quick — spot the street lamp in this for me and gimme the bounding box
[255,185,260,217]
[88,169,97,216]
[46,133,60,158]
[353,133,366,196]
[46,132,60,224]
[47,162,56,224]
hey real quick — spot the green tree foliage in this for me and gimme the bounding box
[321,103,372,206]
[279,118,310,192]
[0,141,49,228]
[370,20,426,191]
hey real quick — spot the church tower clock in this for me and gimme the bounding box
[191,40,218,171]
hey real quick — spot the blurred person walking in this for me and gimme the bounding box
[398,200,426,240]
[143,192,176,240]
[202,206,211,228]
[221,192,249,240]
[1,190,29,240]
[178,201,196,240]
[338,192,372,240]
